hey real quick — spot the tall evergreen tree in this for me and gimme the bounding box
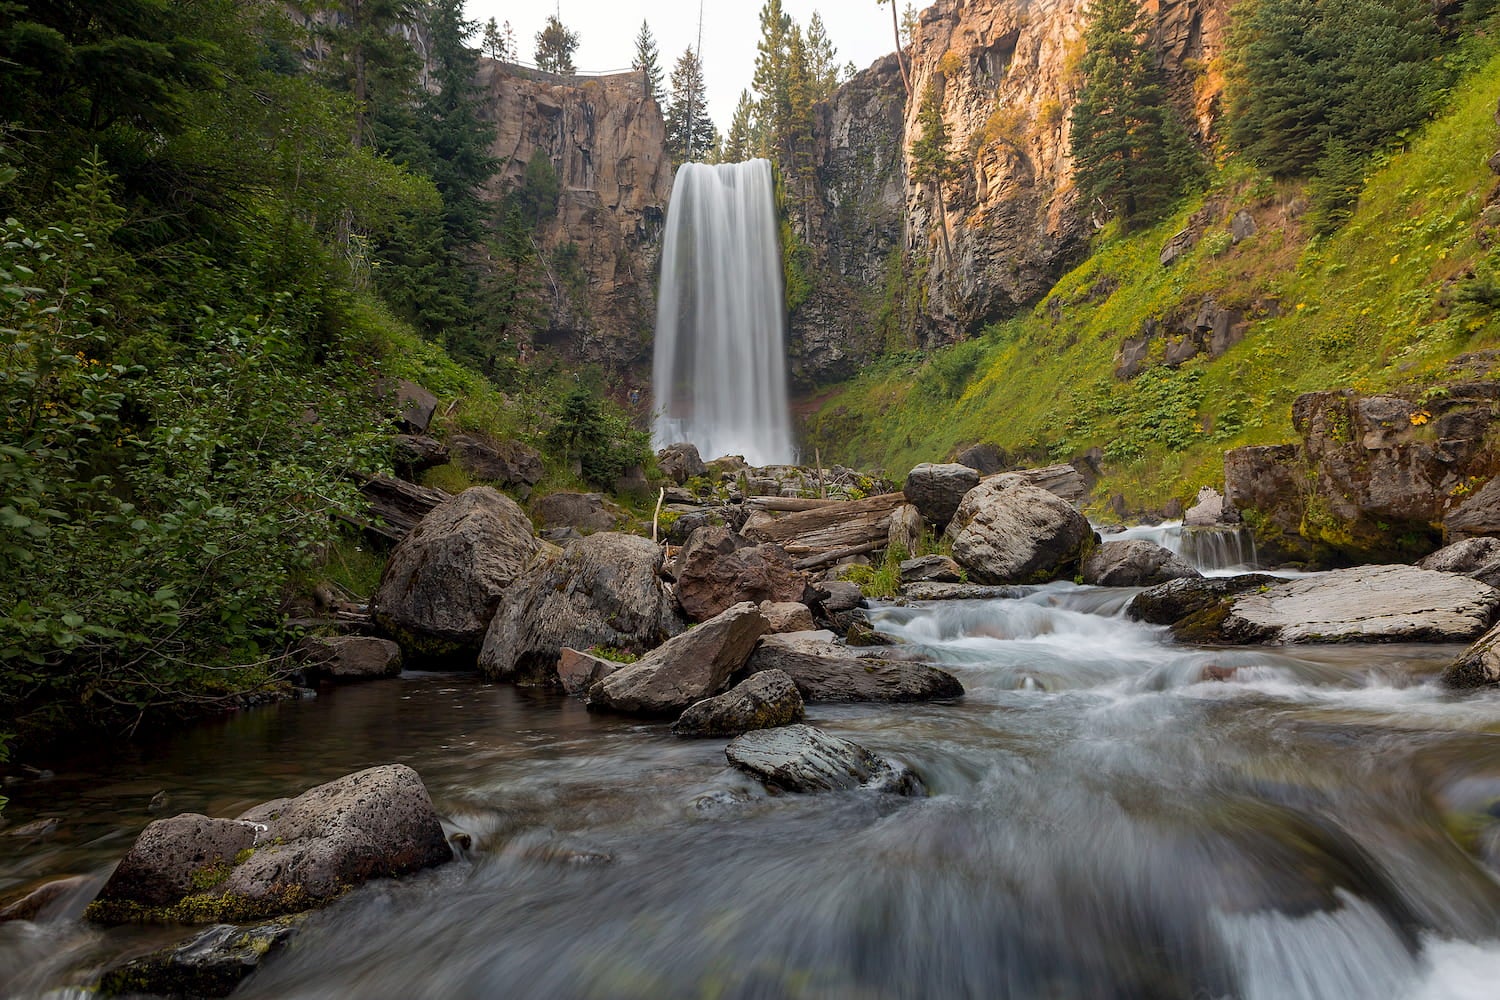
[481,16,510,61]
[665,47,716,166]
[1067,0,1202,230]
[804,12,840,102]
[752,0,794,156]
[632,20,664,104]
[534,14,578,75]
[724,90,756,163]
[316,0,421,148]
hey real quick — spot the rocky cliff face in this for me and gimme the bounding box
[476,62,672,385]
[791,0,1234,382]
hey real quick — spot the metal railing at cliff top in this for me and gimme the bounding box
[484,55,648,88]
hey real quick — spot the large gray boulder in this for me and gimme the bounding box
[300,636,403,682]
[88,765,451,924]
[531,492,620,534]
[449,433,544,494]
[946,475,1093,584]
[657,442,707,484]
[1221,565,1500,644]
[671,670,804,737]
[588,602,769,715]
[724,724,924,795]
[1446,477,1500,541]
[1081,540,1201,587]
[1418,537,1500,589]
[746,633,964,703]
[903,463,980,529]
[371,487,539,664]
[1441,622,1500,688]
[674,526,808,623]
[479,533,683,685]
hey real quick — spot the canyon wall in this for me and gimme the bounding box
[475,61,672,386]
[791,0,1233,384]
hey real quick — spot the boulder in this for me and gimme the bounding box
[1446,478,1500,541]
[1220,566,1500,644]
[887,503,925,559]
[370,487,540,664]
[746,633,964,703]
[1418,537,1500,588]
[531,492,620,534]
[555,647,624,697]
[1441,622,1500,688]
[674,526,808,623]
[1008,464,1089,504]
[946,475,1093,584]
[813,580,864,613]
[1230,209,1258,243]
[300,636,403,681]
[671,670,804,738]
[724,724,924,795]
[99,918,300,998]
[393,380,438,434]
[478,533,683,685]
[903,582,1024,601]
[1128,574,1285,630]
[953,442,1006,475]
[1080,540,1201,588]
[1184,486,1236,527]
[391,434,448,479]
[657,442,707,484]
[449,433,544,494]
[88,765,450,924]
[899,555,964,584]
[0,874,93,923]
[587,602,768,715]
[902,463,980,529]
[759,601,817,633]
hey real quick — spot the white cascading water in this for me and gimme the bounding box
[652,158,795,466]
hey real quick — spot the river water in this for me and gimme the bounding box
[5,542,1500,998]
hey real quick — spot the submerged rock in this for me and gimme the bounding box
[1080,540,1201,587]
[746,633,964,703]
[478,532,682,685]
[672,670,804,738]
[588,602,769,715]
[1441,622,1500,688]
[724,724,924,795]
[99,918,300,998]
[1220,565,1500,644]
[946,475,1094,584]
[88,764,451,925]
[370,487,540,664]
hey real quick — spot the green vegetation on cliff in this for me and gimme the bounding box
[807,41,1500,511]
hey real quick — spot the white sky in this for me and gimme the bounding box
[464,1,901,132]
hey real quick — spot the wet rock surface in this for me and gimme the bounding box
[745,633,964,703]
[1441,622,1500,688]
[88,765,451,925]
[587,602,769,716]
[99,918,301,998]
[672,670,804,738]
[724,724,924,795]
[301,636,403,681]
[1081,540,1201,587]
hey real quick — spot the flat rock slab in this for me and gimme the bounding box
[672,670,804,738]
[1222,565,1500,643]
[746,634,963,703]
[725,724,924,795]
[903,582,1026,601]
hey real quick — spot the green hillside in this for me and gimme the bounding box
[805,46,1500,513]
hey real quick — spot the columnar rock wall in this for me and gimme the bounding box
[476,62,673,384]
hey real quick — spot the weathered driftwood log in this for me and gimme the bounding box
[744,493,904,556]
[745,497,848,513]
[792,541,886,571]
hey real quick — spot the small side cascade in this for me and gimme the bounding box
[1107,521,1260,576]
[651,158,794,466]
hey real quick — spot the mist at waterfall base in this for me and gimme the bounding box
[652,159,795,467]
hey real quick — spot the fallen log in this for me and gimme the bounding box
[346,475,452,542]
[792,541,885,571]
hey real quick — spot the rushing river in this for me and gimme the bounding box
[5,553,1500,997]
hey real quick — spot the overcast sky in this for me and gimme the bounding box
[464,1,900,133]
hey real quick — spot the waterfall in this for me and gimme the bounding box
[652,158,795,466]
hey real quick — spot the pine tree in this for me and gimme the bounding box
[317,0,421,148]
[481,17,510,61]
[632,20,664,104]
[724,90,756,163]
[534,15,578,75]
[804,12,840,102]
[665,47,716,166]
[1067,0,1202,230]
[752,0,794,156]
